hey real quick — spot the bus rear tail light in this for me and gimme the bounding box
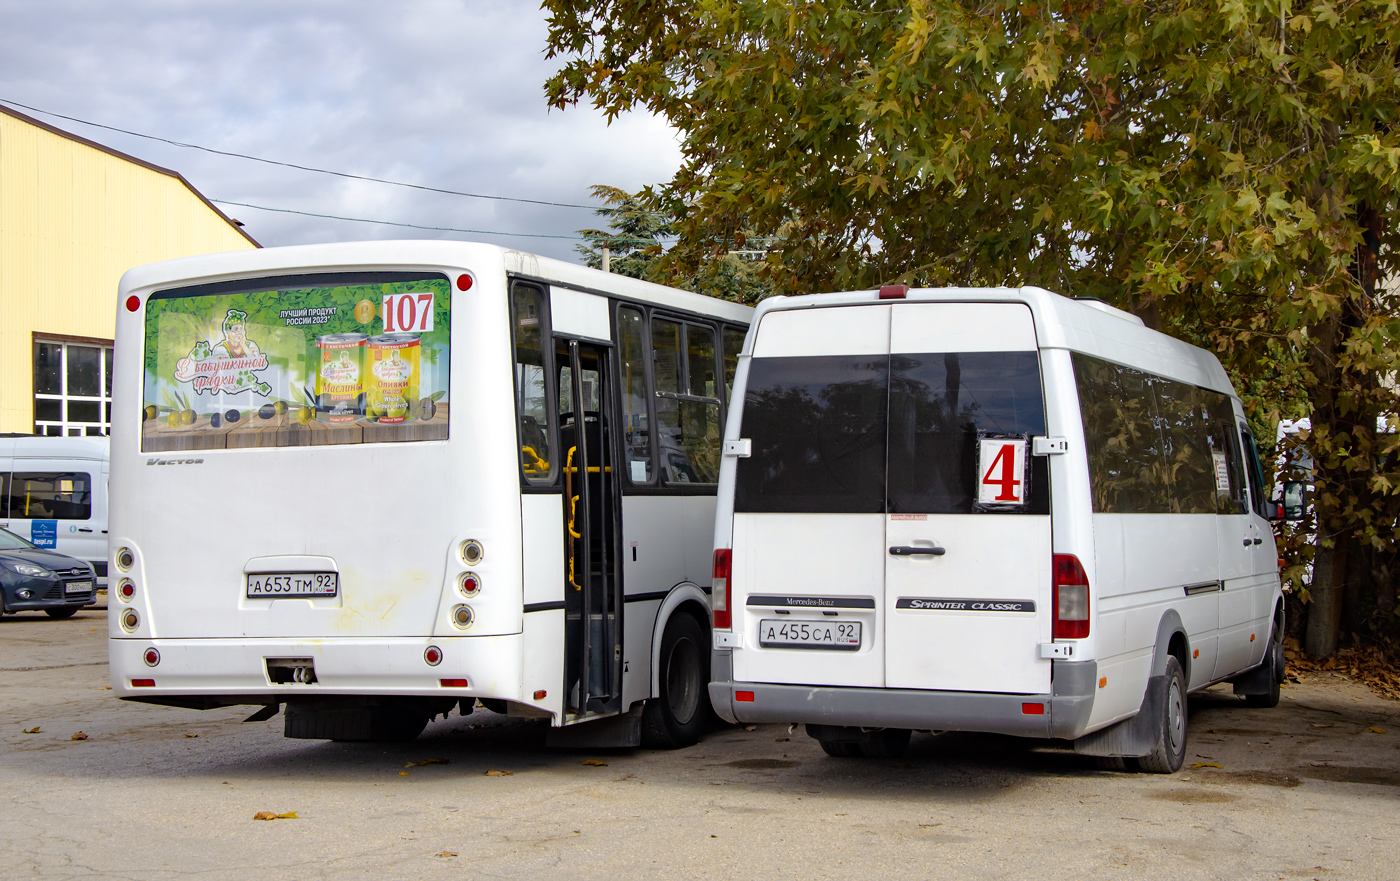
[440,678,469,688]
[712,550,732,630]
[1052,553,1090,639]
[143,648,160,667]
[120,609,140,632]
[131,679,155,688]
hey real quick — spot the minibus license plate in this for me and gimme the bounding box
[246,573,338,598]
[759,619,861,650]
[64,580,93,595]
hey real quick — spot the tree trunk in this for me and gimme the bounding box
[1306,538,1349,657]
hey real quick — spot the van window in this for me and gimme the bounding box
[7,472,92,520]
[0,473,7,517]
[735,356,888,513]
[888,352,1049,514]
[1154,379,1220,514]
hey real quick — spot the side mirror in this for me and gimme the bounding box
[1280,481,1307,521]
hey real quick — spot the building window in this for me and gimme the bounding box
[34,340,113,437]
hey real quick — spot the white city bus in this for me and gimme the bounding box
[109,241,750,745]
[709,286,1284,771]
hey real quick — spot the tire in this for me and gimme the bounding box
[44,607,78,620]
[641,612,708,749]
[1138,656,1188,774]
[858,728,912,759]
[1094,755,1131,772]
[818,739,863,758]
[1244,633,1284,708]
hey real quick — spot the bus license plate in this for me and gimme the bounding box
[759,619,861,650]
[246,573,338,598]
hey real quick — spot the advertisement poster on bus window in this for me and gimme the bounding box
[141,274,450,451]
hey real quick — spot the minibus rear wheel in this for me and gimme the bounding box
[641,612,707,749]
[1138,656,1188,773]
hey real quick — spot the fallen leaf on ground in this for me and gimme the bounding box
[1190,762,1222,769]
[743,725,757,731]
[405,758,449,768]
[582,759,609,767]
[21,727,40,734]
[1369,727,1388,734]
[70,732,88,741]
[185,733,199,739]
[101,686,111,691]
[90,628,97,632]
[485,769,513,777]
[436,851,457,858]
[399,771,409,776]
[1311,723,1334,728]
[774,737,789,742]
[253,811,298,820]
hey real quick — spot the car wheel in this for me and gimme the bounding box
[1138,656,1188,773]
[44,607,78,620]
[641,612,708,749]
[858,728,912,759]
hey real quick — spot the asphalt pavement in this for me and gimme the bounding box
[2,609,1397,880]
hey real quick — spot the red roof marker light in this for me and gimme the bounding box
[878,284,909,300]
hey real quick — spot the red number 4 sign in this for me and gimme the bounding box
[977,437,1028,506]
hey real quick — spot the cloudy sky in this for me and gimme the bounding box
[0,0,681,263]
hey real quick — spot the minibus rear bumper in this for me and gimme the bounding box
[709,658,1098,740]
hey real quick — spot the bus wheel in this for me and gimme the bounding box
[1138,656,1187,773]
[858,728,911,759]
[641,612,707,749]
[44,607,78,620]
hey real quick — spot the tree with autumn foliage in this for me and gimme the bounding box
[544,0,1400,657]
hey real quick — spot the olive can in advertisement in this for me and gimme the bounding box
[365,333,421,424]
[315,333,367,423]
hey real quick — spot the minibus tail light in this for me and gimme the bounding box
[712,550,732,630]
[1052,553,1090,639]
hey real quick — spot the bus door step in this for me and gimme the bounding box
[545,704,643,749]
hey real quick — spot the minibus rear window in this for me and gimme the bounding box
[736,356,888,513]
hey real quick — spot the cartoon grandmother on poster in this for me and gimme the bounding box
[211,309,272,396]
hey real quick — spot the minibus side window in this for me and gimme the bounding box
[618,307,654,484]
[1207,397,1250,515]
[8,472,91,520]
[1241,427,1270,518]
[1155,379,1219,514]
[0,473,8,518]
[887,351,1049,515]
[735,355,888,513]
[1073,354,1172,513]
[512,284,556,485]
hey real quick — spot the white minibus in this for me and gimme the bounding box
[109,241,750,745]
[709,285,1284,772]
[0,435,110,585]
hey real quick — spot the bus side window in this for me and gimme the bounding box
[512,284,555,485]
[722,326,745,405]
[652,317,722,485]
[618,307,654,484]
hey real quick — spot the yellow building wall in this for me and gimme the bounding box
[0,111,256,432]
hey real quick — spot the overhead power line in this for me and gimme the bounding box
[212,199,673,246]
[0,97,598,210]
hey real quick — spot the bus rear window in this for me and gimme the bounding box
[142,272,451,452]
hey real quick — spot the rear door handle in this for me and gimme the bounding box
[1252,538,1262,545]
[889,546,946,556]
[1242,538,1252,546]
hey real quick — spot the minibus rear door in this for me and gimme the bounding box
[882,303,1054,695]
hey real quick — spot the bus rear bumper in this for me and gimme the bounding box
[708,660,1097,740]
[109,635,536,709]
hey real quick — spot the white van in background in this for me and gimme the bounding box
[709,286,1285,773]
[0,436,110,585]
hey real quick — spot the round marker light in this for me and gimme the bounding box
[117,579,135,602]
[120,609,140,632]
[451,605,474,629]
[456,274,473,292]
[143,648,160,667]
[459,540,483,566]
[424,645,443,666]
[125,295,141,312]
[458,572,481,597]
[116,548,134,572]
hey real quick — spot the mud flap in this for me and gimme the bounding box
[545,703,643,749]
[1072,674,1166,758]
[1231,640,1284,696]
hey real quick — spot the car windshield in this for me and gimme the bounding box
[0,528,37,551]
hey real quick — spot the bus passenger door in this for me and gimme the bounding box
[557,340,623,717]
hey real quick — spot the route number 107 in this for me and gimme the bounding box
[382,292,436,332]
